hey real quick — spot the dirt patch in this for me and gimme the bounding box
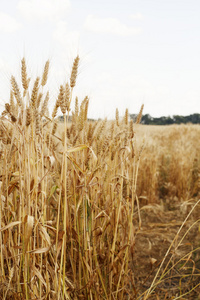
[131,199,200,299]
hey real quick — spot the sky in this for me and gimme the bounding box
[0,0,200,119]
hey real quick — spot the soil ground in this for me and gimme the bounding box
[132,198,200,299]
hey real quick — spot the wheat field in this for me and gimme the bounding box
[0,57,200,299]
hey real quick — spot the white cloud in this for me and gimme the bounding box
[130,13,144,20]
[84,15,142,36]
[53,21,80,50]
[18,0,70,22]
[0,12,21,33]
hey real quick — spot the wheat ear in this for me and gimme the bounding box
[21,57,29,96]
[136,104,144,124]
[11,76,23,108]
[70,55,80,88]
[41,60,50,87]
[31,77,40,109]
[65,83,70,112]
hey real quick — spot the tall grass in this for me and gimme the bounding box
[0,57,142,299]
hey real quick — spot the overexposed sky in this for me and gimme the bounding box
[0,0,200,119]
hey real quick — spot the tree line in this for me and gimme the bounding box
[130,113,200,125]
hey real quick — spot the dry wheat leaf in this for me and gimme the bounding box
[32,266,47,288]
[38,223,51,245]
[66,144,88,153]
[0,221,21,232]
[67,154,85,174]
[27,245,51,254]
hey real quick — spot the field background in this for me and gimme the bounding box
[128,124,200,299]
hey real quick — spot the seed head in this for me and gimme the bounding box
[70,56,80,88]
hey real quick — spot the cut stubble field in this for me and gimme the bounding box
[0,57,200,299]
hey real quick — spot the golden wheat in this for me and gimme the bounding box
[1,57,199,300]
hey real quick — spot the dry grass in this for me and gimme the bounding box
[1,57,200,299]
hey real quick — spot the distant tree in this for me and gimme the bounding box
[136,113,200,125]
[165,117,174,125]
[190,113,200,124]
[173,115,186,124]
[141,114,152,124]
[129,114,137,122]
